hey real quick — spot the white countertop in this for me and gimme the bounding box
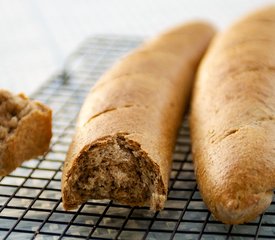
[0,0,274,95]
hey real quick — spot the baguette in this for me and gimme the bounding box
[0,89,52,176]
[190,6,275,224]
[61,22,215,211]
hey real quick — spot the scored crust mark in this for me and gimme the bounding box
[209,112,275,145]
[84,107,117,126]
[210,128,239,144]
[63,133,166,211]
[251,18,275,23]
[235,66,275,75]
[208,62,275,80]
[257,115,275,121]
[84,104,150,127]
[84,105,133,126]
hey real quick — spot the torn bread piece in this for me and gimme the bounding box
[62,21,216,211]
[0,89,52,176]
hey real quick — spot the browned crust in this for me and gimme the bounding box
[62,21,216,210]
[190,5,275,224]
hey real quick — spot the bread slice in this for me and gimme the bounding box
[190,5,275,224]
[0,89,52,176]
[62,22,215,211]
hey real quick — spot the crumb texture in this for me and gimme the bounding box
[63,134,165,210]
[0,91,31,140]
[0,89,52,176]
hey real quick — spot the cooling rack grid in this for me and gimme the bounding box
[0,36,274,240]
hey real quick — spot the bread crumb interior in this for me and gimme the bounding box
[0,91,32,140]
[69,135,165,207]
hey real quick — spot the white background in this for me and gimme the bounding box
[0,0,274,95]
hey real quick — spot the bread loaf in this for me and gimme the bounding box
[0,89,52,176]
[62,22,215,211]
[190,6,275,224]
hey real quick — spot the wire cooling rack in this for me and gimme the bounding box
[1,36,275,240]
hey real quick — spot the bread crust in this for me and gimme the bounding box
[62,22,215,211]
[190,6,275,224]
[0,89,52,176]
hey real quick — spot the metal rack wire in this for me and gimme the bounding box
[1,36,275,240]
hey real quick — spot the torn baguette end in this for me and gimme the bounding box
[62,133,166,211]
[0,89,52,176]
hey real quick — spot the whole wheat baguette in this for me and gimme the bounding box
[0,89,52,176]
[62,22,215,211]
[190,6,275,224]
